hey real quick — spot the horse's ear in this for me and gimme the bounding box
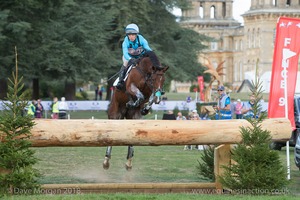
[162,66,169,73]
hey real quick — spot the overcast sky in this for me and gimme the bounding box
[233,0,251,23]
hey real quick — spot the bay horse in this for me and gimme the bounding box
[103,51,169,170]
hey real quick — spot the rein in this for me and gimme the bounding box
[133,64,162,93]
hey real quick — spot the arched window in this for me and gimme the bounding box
[199,6,204,18]
[210,6,215,19]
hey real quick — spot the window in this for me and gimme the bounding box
[240,39,243,50]
[273,0,277,6]
[239,62,243,81]
[252,28,255,48]
[211,42,218,50]
[286,0,291,6]
[234,63,238,81]
[247,29,251,48]
[210,6,215,19]
[199,6,203,18]
[257,28,260,47]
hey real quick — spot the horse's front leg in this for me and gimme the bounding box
[141,93,155,115]
[125,145,134,171]
[126,84,144,108]
[103,146,112,170]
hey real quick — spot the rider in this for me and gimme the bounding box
[116,23,152,90]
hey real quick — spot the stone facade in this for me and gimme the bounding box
[180,0,300,91]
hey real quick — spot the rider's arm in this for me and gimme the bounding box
[122,37,131,61]
[139,35,152,51]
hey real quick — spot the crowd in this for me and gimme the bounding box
[164,86,263,151]
[26,97,69,119]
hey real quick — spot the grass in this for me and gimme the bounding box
[1,146,299,199]
[33,146,203,184]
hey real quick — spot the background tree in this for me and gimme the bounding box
[0,0,209,100]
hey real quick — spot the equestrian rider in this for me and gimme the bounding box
[116,23,152,90]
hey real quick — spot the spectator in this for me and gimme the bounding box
[35,99,44,118]
[176,112,187,120]
[95,86,99,100]
[27,100,36,118]
[215,86,232,120]
[242,94,258,119]
[99,90,103,100]
[235,99,243,119]
[58,97,69,119]
[51,97,59,119]
[190,109,200,120]
[162,110,176,120]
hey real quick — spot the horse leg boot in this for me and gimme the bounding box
[116,65,126,90]
[103,146,112,170]
[125,145,134,171]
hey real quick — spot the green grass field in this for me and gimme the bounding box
[2,146,299,199]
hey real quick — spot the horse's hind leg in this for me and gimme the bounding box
[103,146,112,170]
[125,145,134,171]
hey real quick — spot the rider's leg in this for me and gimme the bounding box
[116,57,129,90]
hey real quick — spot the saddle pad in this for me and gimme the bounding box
[113,65,134,86]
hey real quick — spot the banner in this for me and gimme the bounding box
[268,17,300,129]
[197,76,205,101]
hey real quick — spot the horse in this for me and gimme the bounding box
[103,51,169,170]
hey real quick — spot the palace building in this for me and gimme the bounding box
[179,0,300,92]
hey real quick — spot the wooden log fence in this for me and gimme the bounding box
[0,118,292,194]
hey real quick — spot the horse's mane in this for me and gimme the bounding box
[142,51,161,68]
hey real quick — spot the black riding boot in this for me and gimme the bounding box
[116,65,126,90]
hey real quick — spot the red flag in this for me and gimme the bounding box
[197,76,204,101]
[268,17,300,130]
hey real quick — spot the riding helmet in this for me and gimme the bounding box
[125,24,139,34]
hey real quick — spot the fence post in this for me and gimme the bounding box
[214,144,231,191]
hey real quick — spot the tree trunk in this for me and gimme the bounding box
[24,118,291,147]
[32,78,39,99]
[0,78,8,99]
[64,80,76,100]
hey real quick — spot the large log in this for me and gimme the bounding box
[24,118,292,147]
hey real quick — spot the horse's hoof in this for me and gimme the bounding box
[125,164,132,171]
[125,158,132,171]
[141,108,149,115]
[103,157,110,170]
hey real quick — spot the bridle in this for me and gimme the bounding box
[133,64,165,100]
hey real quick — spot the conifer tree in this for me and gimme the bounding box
[0,47,40,195]
[219,78,288,194]
[196,145,215,182]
